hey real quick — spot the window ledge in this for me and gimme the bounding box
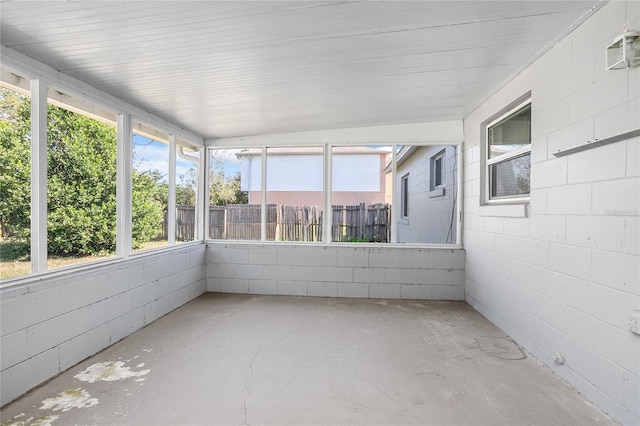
[206,240,463,250]
[479,204,528,218]
[429,188,445,198]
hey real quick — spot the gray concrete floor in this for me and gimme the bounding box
[1,293,617,426]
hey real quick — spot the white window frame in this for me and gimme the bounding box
[0,59,205,286]
[206,142,463,246]
[482,96,531,205]
[430,150,445,190]
[401,173,409,218]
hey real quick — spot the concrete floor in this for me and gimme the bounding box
[1,293,617,426]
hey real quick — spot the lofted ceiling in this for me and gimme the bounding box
[0,1,601,140]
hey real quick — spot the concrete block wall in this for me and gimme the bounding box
[462,2,639,424]
[207,243,465,300]
[0,244,207,406]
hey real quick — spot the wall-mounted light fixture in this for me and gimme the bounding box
[606,23,640,70]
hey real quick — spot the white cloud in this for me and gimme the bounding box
[132,136,199,185]
[133,136,169,182]
[132,140,242,184]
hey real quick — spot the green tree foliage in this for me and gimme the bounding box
[209,152,247,206]
[177,156,247,208]
[132,170,164,247]
[210,170,247,206]
[46,103,118,255]
[0,87,166,256]
[0,89,31,239]
[176,169,197,206]
[176,183,195,206]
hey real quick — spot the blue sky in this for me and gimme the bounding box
[210,148,241,176]
[133,135,196,184]
[133,136,241,184]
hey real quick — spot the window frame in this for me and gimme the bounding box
[430,149,445,191]
[206,142,463,246]
[175,139,202,243]
[481,94,532,205]
[400,173,409,218]
[0,66,206,285]
[131,121,171,253]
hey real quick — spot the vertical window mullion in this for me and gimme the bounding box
[30,79,47,273]
[168,134,176,245]
[195,146,206,240]
[193,147,206,241]
[390,144,398,244]
[456,143,463,246]
[323,144,332,244]
[202,146,210,240]
[116,113,132,257]
[260,146,267,242]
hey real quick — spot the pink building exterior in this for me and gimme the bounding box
[238,146,389,207]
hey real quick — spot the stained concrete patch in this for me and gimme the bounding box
[1,414,59,426]
[74,361,150,383]
[2,354,152,426]
[39,389,98,413]
[474,336,527,360]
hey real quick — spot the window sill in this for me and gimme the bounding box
[206,240,463,249]
[0,242,206,291]
[429,188,445,198]
[479,204,528,218]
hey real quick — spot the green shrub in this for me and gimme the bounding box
[0,88,166,256]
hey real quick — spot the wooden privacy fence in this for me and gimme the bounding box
[332,203,390,242]
[168,203,390,242]
[162,206,196,241]
[212,204,277,240]
[276,205,322,242]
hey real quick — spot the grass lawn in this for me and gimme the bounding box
[0,238,169,280]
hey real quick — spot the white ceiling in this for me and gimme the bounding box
[0,1,601,140]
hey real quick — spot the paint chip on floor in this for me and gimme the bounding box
[2,415,60,426]
[74,361,150,383]
[39,389,98,412]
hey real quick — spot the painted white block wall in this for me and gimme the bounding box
[0,244,207,406]
[207,243,465,301]
[463,2,640,424]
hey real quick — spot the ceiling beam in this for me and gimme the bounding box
[206,120,463,148]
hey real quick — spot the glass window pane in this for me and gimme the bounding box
[0,84,31,279]
[210,148,255,240]
[401,175,409,217]
[490,153,531,198]
[396,145,458,245]
[435,159,442,186]
[176,141,199,243]
[488,106,530,158]
[132,126,169,252]
[331,146,390,243]
[266,147,323,242]
[47,97,117,269]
